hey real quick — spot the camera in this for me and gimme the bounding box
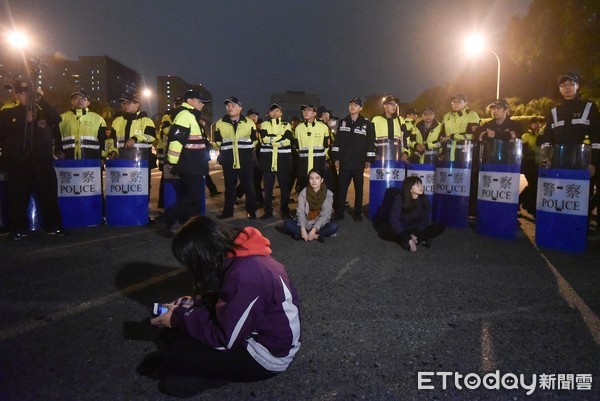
[152,303,168,317]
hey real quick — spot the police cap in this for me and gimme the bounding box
[349,97,363,107]
[119,93,140,103]
[451,93,468,102]
[224,96,242,107]
[71,90,89,100]
[487,99,509,109]
[183,90,210,102]
[382,95,398,105]
[300,104,317,112]
[558,71,579,84]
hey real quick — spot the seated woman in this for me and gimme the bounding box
[147,216,301,397]
[389,175,444,252]
[284,168,339,242]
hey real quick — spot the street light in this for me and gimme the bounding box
[464,34,501,99]
[5,29,36,85]
[6,30,29,49]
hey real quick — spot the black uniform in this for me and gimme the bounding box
[478,117,522,165]
[0,97,63,236]
[539,96,600,223]
[331,114,375,219]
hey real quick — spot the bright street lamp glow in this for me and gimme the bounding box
[464,34,485,55]
[463,33,501,99]
[141,88,152,98]
[7,31,29,49]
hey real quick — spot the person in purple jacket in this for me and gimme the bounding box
[147,216,301,397]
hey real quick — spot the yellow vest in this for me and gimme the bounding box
[294,121,329,172]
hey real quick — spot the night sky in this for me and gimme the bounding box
[2,0,530,117]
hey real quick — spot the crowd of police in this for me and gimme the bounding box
[0,70,598,241]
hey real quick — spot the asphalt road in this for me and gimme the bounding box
[0,162,599,401]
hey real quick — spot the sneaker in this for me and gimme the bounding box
[217,212,233,220]
[209,191,222,197]
[260,213,273,220]
[247,212,256,220]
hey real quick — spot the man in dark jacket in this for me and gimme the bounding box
[538,72,600,227]
[159,90,211,234]
[0,81,65,240]
[331,97,375,221]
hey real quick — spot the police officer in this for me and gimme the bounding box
[318,105,338,194]
[480,99,522,142]
[214,97,258,219]
[367,95,409,161]
[539,72,600,227]
[239,108,264,208]
[106,93,156,159]
[479,99,522,166]
[159,90,211,234]
[294,104,330,191]
[56,90,107,160]
[156,96,183,208]
[331,97,375,221]
[440,93,480,216]
[258,102,294,219]
[0,81,65,240]
[411,107,443,164]
[404,108,418,132]
[107,93,156,203]
[440,93,480,142]
[404,107,423,162]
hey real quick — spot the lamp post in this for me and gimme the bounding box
[464,34,501,99]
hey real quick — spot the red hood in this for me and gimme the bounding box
[228,227,272,258]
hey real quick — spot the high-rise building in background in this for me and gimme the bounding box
[2,53,140,122]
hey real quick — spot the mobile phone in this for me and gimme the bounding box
[152,303,168,317]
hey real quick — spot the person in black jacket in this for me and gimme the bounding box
[331,97,375,221]
[538,72,600,228]
[388,176,444,252]
[0,80,65,240]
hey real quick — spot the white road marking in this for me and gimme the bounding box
[520,218,600,346]
[334,257,360,282]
